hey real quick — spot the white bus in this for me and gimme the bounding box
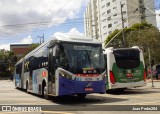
[104,46,146,91]
[14,33,106,99]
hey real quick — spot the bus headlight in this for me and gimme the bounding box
[102,71,106,80]
[59,71,72,80]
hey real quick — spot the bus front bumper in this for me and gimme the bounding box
[109,80,146,89]
[58,76,106,96]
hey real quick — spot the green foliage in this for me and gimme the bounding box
[104,22,160,66]
[105,29,124,48]
[24,43,39,56]
[0,71,11,77]
[0,50,18,77]
[105,23,154,47]
[0,43,39,77]
[128,23,152,31]
[126,25,160,66]
[105,29,120,44]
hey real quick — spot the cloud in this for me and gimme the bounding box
[0,35,33,51]
[20,35,33,44]
[68,28,84,35]
[0,0,88,36]
[0,27,84,51]
[0,44,10,51]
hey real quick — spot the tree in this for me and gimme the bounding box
[24,43,39,56]
[0,50,18,77]
[104,22,160,65]
[105,29,122,48]
[126,24,160,65]
[105,23,154,47]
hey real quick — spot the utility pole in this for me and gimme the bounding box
[42,33,44,43]
[37,34,44,44]
[148,47,154,87]
[105,6,139,47]
[120,1,125,47]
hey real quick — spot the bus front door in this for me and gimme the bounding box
[48,48,56,95]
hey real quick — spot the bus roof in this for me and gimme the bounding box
[15,58,23,66]
[104,46,141,54]
[53,32,101,44]
[24,33,101,59]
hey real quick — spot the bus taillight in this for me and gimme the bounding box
[109,71,116,84]
[143,71,147,82]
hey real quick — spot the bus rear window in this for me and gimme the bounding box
[113,49,140,69]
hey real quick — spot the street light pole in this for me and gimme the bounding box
[37,34,44,44]
[148,47,154,87]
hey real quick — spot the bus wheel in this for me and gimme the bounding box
[77,94,86,99]
[116,88,126,93]
[43,86,50,100]
[26,82,29,93]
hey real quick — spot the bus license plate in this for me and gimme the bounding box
[85,87,93,91]
[126,75,133,79]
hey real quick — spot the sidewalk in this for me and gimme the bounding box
[146,78,160,82]
[145,79,160,89]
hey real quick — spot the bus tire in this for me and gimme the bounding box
[77,94,86,99]
[43,86,50,100]
[116,88,125,93]
[42,81,50,100]
[26,82,29,93]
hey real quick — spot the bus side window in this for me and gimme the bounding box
[16,66,18,74]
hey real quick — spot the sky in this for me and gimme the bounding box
[155,0,160,29]
[0,0,159,51]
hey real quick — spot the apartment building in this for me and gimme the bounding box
[84,0,157,47]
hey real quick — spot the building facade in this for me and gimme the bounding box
[10,44,30,59]
[84,0,157,47]
[144,0,157,27]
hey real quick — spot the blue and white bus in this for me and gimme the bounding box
[14,33,106,99]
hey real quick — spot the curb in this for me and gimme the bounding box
[146,79,160,83]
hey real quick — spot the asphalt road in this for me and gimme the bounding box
[0,80,160,114]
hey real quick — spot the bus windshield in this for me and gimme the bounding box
[113,49,140,69]
[59,43,105,74]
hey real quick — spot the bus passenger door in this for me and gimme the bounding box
[28,57,34,90]
[21,60,25,89]
[48,47,56,95]
[29,70,33,90]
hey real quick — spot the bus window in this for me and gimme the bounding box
[61,43,105,74]
[60,51,68,68]
[16,63,22,74]
[113,49,140,69]
[55,44,69,69]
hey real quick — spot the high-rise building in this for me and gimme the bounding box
[84,0,157,47]
[144,0,157,27]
